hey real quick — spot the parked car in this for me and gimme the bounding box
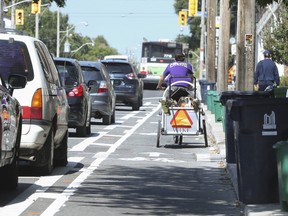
[79,61,116,125]
[101,60,146,110]
[0,30,69,175]
[54,57,92,136]
[0,74,26,189]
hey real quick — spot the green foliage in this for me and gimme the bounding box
[49,0,66,7]
[229,0,288,7]
[262,3,288,65]
[279,76,288,87]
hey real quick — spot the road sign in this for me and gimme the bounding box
[170,109,193,128]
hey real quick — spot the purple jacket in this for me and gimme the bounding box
[163,61,193,87]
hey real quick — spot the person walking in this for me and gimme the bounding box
[254,50,280,91]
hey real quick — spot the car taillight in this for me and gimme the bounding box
[126,73,136,79]
[68,84,84,97]
[139,70,147,76]
[22,88,43,119]
[97,81,108,93]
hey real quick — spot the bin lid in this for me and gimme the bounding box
[219,91,272,105]
[273,140,288,149]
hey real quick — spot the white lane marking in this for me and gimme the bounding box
[104,124,133,130]
[119,157,185,163]
[0,157,84,216]
[70,132,107,151]
[91,143,113,147]
[39,103,162,216]
[139,132,157,136]
[148,152,162,157]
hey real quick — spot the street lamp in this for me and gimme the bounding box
[70,41,94,57]
[56,7,88,57]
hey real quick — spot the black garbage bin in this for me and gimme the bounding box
[227,98,288,204]
[199,80,216,104]
[219,91,272,164]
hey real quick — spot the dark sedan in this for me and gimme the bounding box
[101,60,146,110]
[54,57,92,137]
[79,61,116,125]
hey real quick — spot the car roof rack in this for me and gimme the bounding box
[0,28,27,35]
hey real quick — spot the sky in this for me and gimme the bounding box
[50,0,190,58]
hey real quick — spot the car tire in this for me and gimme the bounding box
[111,108,116,124]
[76,124,87,137]
[103,114,112,125]
[132,99,140,111]
[38,129,54,175]
[86,120,91,135]
[54,130,68,167]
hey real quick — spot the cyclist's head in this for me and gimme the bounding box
[175,53,185,62]
[263,50,271,58]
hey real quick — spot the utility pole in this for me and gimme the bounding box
[217,0,230,92]
[199,0,206,80]
[206,0,216,83]
[0,0,4,28]
[235,0,256,91]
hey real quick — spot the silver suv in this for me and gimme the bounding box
[0,30,69,175]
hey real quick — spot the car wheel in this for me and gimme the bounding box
[86,120,91,135]
[103,114,112,125]
[54,130,68,166]
[132,99,140,111]
[38,129,54,175]
[76,117,88,137]
[111,108,116,124]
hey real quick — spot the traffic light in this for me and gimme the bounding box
[178,10,187,26]
[31,0,41,14]
[15,9,24,26]
[188,0,198,17]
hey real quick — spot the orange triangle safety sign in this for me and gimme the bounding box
[170,109,193,128]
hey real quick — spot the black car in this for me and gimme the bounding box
[79,61,116,125]
[101,60,146,110]
[54,57,92,137]
[0,74,26,189]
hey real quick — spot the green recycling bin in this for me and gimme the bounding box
[214,97,222,122]
[273,141,288,212]
[207,90,216,112]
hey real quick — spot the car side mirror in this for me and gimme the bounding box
[7,74,27,95]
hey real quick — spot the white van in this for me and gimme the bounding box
[0,30,69,175]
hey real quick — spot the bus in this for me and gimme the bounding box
[139,40,184,87]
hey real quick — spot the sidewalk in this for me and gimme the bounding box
[203,104,288,216]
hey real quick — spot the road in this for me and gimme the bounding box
[0,89,241,216]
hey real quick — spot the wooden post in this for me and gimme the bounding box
[235,0,256,91]
[0,0,4,28]
[199,0,206,80]
[217,0,231,92]
[206,0,216,83]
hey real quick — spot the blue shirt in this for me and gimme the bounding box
[254,58,280,86]
[163,61,193,88]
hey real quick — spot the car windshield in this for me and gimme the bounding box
[81,66,103,83]
[104,63,133,74]
[55,61,79,86]
[0,39,33,82]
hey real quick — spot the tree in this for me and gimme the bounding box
[262,3,288,65]
[49,0,66,7]
[229,0,287,7]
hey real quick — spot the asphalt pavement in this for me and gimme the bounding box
[203,103,288,216]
